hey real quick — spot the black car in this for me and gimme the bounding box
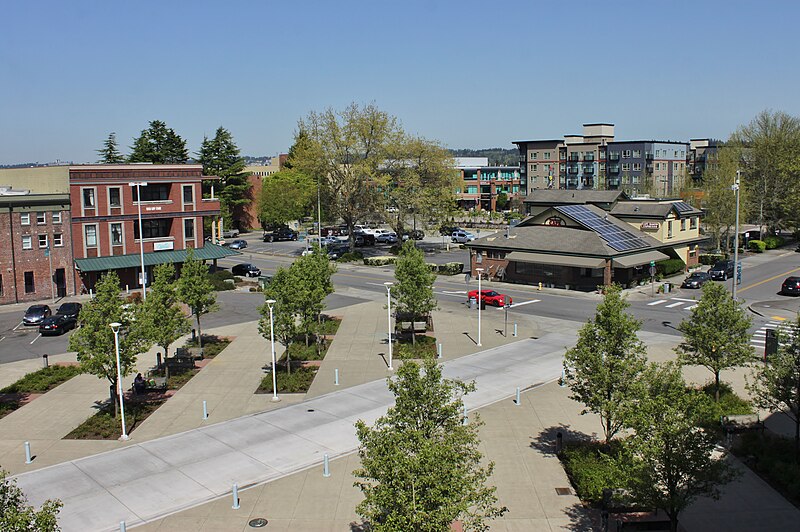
[353,231,375,247]
[263,227,298,242]
[226,239,248,249]
[708,260,735,281]
[326,244,349,260]
[23,305,51,326]
[39,314,77,336]
[681,271,710,289]
[780,276,800,296]
[231,263,261,277]
[56,302,82,320]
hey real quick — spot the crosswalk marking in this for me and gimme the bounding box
[685,305,697,311]
[647,300,667,306]
[750,321,795,350]
[508,299,540,309]
[665,301,685,308]
[646,298,697,311]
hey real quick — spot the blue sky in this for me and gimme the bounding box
[1,0,798,164]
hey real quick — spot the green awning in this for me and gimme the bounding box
[612,250,670,268]
[74,243,240,272]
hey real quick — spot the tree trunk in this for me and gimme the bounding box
[196,313,203,352]
[110,382,119,418]
[794,416,799,460]
[715,370,721,402]
[670,516,679,532]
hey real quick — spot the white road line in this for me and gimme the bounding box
[751,339,766,345]
[0,336,5,343]
[30,333,41,345]
[684,305,697,311]
[441,290,466,295]
[670,297,698,303]
[509,299,541,308]
[665,302,685,308]
[647,300,668,306]
[12,321,24,331]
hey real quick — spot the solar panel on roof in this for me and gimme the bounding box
[674,201,694,212]
[555,205,650,252]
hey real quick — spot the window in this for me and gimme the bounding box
[111,223,123,246]
[466,185,478,194]
[0,274,3,296]
[83,188,95,208]
[109,187,121,207]
[531,164,538,171]
[680,219,686,231]
[85,225,97,248]
[673,162,679,170]
[24,272,34,294]
[544,152,551,159]
[22,235,32,250]
[132,183,170,202]
[623,150,631,158]
[20,213,30,225]
[182,185,193,204]
[38,234,48,248]
[530,152,538,160]
[559,152,566,160]
[690,217,698,230]
[134,218,171,239]
[53,233,63,247]
[36,212,46,224]
[668,221,673,238]
[622,163,630,171]
[656,149,661,157]
[632,150,641,158]
[52,212,62,224]
[184,219,194,239]
[633,163,642,171]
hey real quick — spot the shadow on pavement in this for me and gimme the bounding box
[530,424,593,457]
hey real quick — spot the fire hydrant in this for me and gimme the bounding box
[538,282,543,291]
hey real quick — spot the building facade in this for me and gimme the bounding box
[606,141,689,196]
[454,158,522,211]
[688,139,722,181]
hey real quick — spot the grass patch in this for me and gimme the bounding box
[560,440,634,507]
[257,363,317,394]
[395,335,437,360]
[184,335,232,358]
[0,365,83,394]
[64,399,163,440]
[733,432,800,507]
[167,368,200,390]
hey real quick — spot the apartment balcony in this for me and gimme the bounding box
[584,154,595,162]
[567,167,579,175]
[582,165,595,174]
[608,165,620,174]
[567,155,580,162]
[646,164,654,172]
[608,153,620,161]
[645,152,654,160]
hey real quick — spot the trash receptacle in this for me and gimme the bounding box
[663,283,671,294]
[469,297,476,309]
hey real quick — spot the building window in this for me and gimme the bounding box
[656,149,661,157]
[111,223,123,246]
[531,164,537,171]
[132,183,170,202]
[38,234,48,248]
[24,272,34,294]
[83,188,95,208]
[0,274,3,296]
[633,150,641,158]
[623,150,631,158]
[22,235,32,250]
[690,217,698,229]
[85,225,98,248]
[20,212,31,225]
[184,219,195,239]
[544,152,551,159]
[53,233,63,247]
[52,212,62,224]
[633,163,642,171]
[559,152,566,160]
[681,219,686,231]
[668,221,673,238]
[134,218,171,239]
[109,187,122,207]
[183,185,193,204]
[466,185,478,194]
[36,212,46,224]
[622,163,630,171]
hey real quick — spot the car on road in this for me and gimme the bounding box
[23,305,51,326]
[56,302,82,320]
[263,227,298,242]
[221,229,239,239]
[39,314,77,335]
[780,276,800,296]
[467,290,512,307]
[375,231,398,244]
[681,271,710,289]
[708,260,735,280]
[451,230,476,243]
[225,239,248,249]
[231,263,261,277]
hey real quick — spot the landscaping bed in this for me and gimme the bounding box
[64,398,164,440]
[0,364,83,420]
[395,335,437,360]
[256,362,318,394]
[183,334,232,358]
[732,432,800,508]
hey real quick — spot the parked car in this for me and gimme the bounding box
[467,290,512,307]
[401,229,425,241]
[451,230,476,243]
[326,244,349,260]
[226,239,248,249]
[221,229,239,238]
[440,224,461,236]
[376,231,399,244]
[353,230,376,246]
[39,314,77,336]
[263,227,298,242]
[55,302,82,320]
[780,276,800,296]
[23,305,52,326]
[681,271,710,289]
[708,260,735,280]
[231,263,261,277]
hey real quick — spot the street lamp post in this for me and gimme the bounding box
[109,322,129,441]
[732,171,741,300]
[265,299,280,402]
[384,282,394,370]
[476,267,484,346]
[129,181,148,301]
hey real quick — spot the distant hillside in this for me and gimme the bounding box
[449,148,519,166]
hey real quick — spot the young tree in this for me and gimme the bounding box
[258,169,315,228]
[354,359,507,531]
[97,132,125,163]
[677,281,753,401]
[259,267,299,374]
[627,362,737,532]
[177,248,218,355]
[68,272,151,417]
[562,284,647,444]
[393,240,437,345]
[141,263,190,363]
[1,469,62,531]
[747,315,800,457]
[290,247,336,352]
[128,120,189,164]
[197,127,250,227]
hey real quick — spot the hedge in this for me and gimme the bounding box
[748,240,766,253]
[364,256,397,266]
[763,235,785,249]
[699,253,725,266]
[427,262,463,275]
[655,258,686,277]
[337,251,364,262]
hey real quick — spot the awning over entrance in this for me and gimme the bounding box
[506,251,606,268]
[74,243,240,273]
[612,250,670,268]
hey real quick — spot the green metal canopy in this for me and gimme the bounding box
[74,243,240,272]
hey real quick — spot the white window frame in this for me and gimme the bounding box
[110,222,124,247]
[20,212,30,226]
[52,211,62,224]
[22,235,32,250]
[36,212,46,225]
[84,224,98,248]
[82,187,96,209]
[108,186,122,209]
[632,150,641,158]
[38,234,48,249]
[633,163,642,171]
[183,217,195,241]
[53,233,63,247]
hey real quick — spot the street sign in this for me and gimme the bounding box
[737,261,742,285]
[44,247,50,257]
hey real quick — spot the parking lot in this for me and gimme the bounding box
[0,303,80,364]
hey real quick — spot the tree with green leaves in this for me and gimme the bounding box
[177,248,218,355]
[258,169,316,228]
[1,469,62,531]
[562,284,648,444]
[392,240,437,345]
[290,246,336,353]
[259,267,299,374]
[197,127,250,227]
[494,191,509,211]
[97,132,125,163]
[128,120,188,164]
[747,315,800,458]
[701,145,748,251]
[354,359,507,531]
[627,362,737,532]
[68,271,151,417]
[141,263,190,363]
[677,281,753,401]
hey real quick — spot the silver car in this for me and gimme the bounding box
[451,230,476,243]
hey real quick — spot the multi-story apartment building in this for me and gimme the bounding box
[688,138,722,181]
[606,141,689,196]
[455,158,521,211]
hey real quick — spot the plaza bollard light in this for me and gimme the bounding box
[42,353,49,368]
[515,387,521,406]
[202,400,208,419]
[560,367,566,387]
[437,343,442,359]
[232,483,240,509]
[462,404,468,426]
[323,453,331,477]
[24,441,32,464]
[334,368,339,386]
[513,323,518,337]
[120,521,126,532]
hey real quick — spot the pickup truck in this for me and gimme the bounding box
[263,227,298,242]
[221,229,239,238]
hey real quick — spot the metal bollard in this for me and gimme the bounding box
[556,431,563,454]
[323,453,331,477]
[126,285,129,294]
[202,400,208,419]
[513,323,517,337]
[24,441,32,464]
[515,387,521,405]
[560,367,566,387]
[231,483,240,509]
[89,288,93,299]
[42,354,49,368]
[120,521,127,532]
[462,404,468,425]
[437,343,442,359]
[334,368,339,386]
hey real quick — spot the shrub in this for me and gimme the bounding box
[337,251,364,262]
[695,381,753,431]
[427,262,463,275]
[763,235,785,249]
[655,258,685,277]
[210,270,234,280]
[0,365,83,394]
[208,270,236,291]
[560,440,632,506]
[748,240,766,253]
[734,432,800,505]
[363,256,397,266]
[184,335,231,358]
[258,364,317,393]
[699,253,726,265]
[394,335,437,360]
[388,244,402,255]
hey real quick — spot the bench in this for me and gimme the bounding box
[132,376,167,395]
[722,414,765,435]
[395,313,432,334]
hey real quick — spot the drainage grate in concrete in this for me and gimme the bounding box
[555,487,571,496]
[249,517,268,527]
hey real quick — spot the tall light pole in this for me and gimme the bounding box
[476,267,484,346]
[109,322,129,441]
[384,282,394,370]
[129,181,148,301]
[732,171,741,300]
[317,175,323,249]
[266,299,280,402]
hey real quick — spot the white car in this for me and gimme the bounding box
[451,230,476,243]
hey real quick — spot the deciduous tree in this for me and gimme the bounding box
[354,359,507,531]
[1,469,62,531]
[141,263,190,363]
[97,132,125,163]
[177,248,218,355]
[259,268,299,374]
[258,169,315,228]
[392,241,437,345]
[701,145,748,251]
[290,247,336,353]
[128,120,188,164]
[197,127,250,227]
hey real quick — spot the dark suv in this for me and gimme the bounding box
[781,276,800,296]
[708,260,735,281]
[263,227,298,242]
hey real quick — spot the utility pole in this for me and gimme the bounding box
[732,171,741,300]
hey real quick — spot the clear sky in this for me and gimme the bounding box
[2,0,798,165]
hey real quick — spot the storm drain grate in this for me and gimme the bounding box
[555,487,571,496]
[249,517,268,527]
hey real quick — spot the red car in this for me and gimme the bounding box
[468,290,512,307]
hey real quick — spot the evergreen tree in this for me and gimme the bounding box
[1,469,62,531]
[197,127,249,227]
[97,132,125,163]
[141,263,190,363]
[128,120,188,164]
[393,240,437,345]
[177,248,218,355]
